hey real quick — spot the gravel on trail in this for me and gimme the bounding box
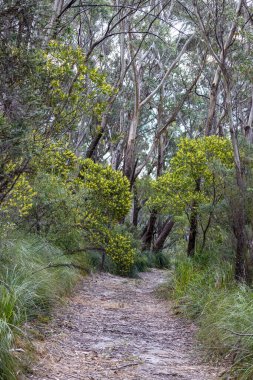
[26,269,222,380]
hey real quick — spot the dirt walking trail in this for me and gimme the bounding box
[27,270,222,380]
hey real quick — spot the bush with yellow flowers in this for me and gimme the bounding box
[0,40,114,145]
[79,158,131,221]
[0,39,115,224]
[1,162,37,218]
[106,231,136,275]
[149,136,233,215]
[0,129,134,274]
[32,140,79,181]
[76,159,135,273]
[81,210,136,274]
[37,40,115,134]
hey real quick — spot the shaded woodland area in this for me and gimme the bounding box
[0,0,253,378]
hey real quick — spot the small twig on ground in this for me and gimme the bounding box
[109,362,142,370]
[9,348,25,353]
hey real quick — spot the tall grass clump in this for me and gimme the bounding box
[131,250,171,275]
[171,252,234,318]
[199,287,253,379]
[168,250,253,379]
[0,228,88,379]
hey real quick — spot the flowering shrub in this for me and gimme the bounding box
[6,140,134,274]
[149,136,233,214]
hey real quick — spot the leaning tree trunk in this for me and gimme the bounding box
[153,217,174,252]
[85,120,105,159]
[141,210,157,251]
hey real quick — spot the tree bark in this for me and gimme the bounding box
[141,210,157,251]
[153,217,174,252]
[45,0,64,42]
[244,89,253,143]
[187,179,201,257]
[85,116,106,160]
[205,66,221,135]
[223,68,249,283]
[187,203,198,257]
[233,206,248,282]
[132,185,141,227]
[123,29,140,183]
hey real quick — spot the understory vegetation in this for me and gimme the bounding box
[167,247,253,380]
[0,230,84,379]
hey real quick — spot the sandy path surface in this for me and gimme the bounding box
[26,270,221,380]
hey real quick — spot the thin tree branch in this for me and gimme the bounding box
[139,34,193,108]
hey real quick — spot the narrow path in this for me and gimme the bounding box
[27,270,221,380]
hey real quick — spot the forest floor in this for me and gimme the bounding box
[25,269,223,380]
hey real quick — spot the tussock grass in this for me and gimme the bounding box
[0,228,89,379]
[169,252,253,379]
[199,288,253,379]
[133,250,171,273]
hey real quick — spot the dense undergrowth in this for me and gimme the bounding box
[167,248,253,380]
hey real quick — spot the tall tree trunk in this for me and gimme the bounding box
[132,185,140,227]
[223,68,249,283]
[187,179,201,257]
[123,29,140,184]
[205,66,221,135]
[232,203,248,282]
[244,89,253,143]
[111,110,124,169]
[124,34,192,185]
[45,0,64,42]
[187,202,198,257]
[123,116,139,184]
